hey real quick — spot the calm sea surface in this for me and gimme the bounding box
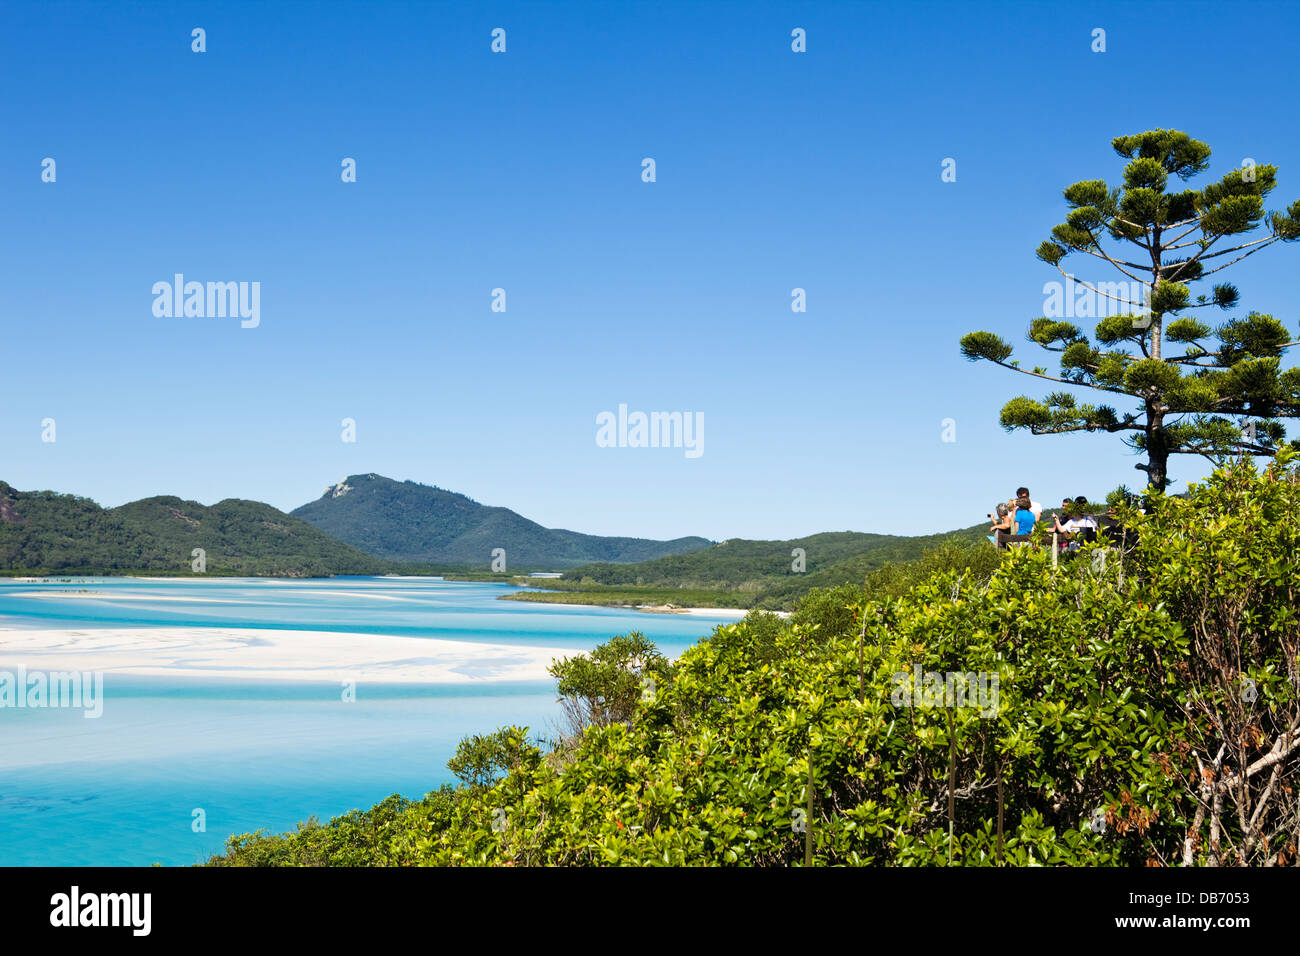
[0,576,737,866]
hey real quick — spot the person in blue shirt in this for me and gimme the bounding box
[1014,495,1036,535]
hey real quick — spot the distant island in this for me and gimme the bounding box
[500,527,991,612]
[1,475,987,606]
[0,480,386,577]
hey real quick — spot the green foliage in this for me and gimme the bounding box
[788,540,998,646]
[863,537,1001,598]
[549,633,671,733]
[790,584,866,639]
[206,790,458,866]
[448,727,535,791]
[1111,129,1211,180]
[999,396,1052,430]
[1164,317,1210,343]
[959,331,1013,362]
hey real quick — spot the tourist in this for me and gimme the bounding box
[1017,487,1043,522]
[1052,495,1099,550]
[1051,496,1084,533]
[1070,496,1099,535]
[988,500,1014,542]
[1013,495,1036,535]
[1050,496,1073,533]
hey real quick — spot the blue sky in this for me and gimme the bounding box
[3,0,1300,541]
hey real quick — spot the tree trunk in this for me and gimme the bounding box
[1141,398,1170,492]
[1141,231,1169,487]
[1149,227,1164,362]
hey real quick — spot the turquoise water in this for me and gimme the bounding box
[0,577,737,866]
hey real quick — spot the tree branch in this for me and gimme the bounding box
[985,357,1135,397]
[1078,226,1150,279]
[1055,267,1148,309]
[1198,241,1279,279]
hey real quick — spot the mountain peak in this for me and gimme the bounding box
[323,480,354,499]
[292,476,711,569]
[322,474,388,499]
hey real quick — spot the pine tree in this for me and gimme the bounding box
[961,129,1300,491]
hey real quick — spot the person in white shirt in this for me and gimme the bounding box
[1016,487,1043,523]
[1053,496,1098,538]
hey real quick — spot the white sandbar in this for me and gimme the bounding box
[0,626,582,684]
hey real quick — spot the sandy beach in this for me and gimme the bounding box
[636,606,791,619]
[0,626,585,684]
[638,605,750,618]
[503,599,753,618]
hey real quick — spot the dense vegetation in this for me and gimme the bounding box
[206,454,1300,866]
[507,526,992,611]
[0,481,388,577]
[290,473,712,569]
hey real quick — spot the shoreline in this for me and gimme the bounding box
[499,595,795,619]
[0,626,584,685]
[506,598,753,618]
[636,605,751,618]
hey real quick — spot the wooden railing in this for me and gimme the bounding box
[993,521,1133,565]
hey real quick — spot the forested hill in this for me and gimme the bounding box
[0,474,989,583]
[553,526,992,607]
[289,473,713,569]
[0,480,389,576]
